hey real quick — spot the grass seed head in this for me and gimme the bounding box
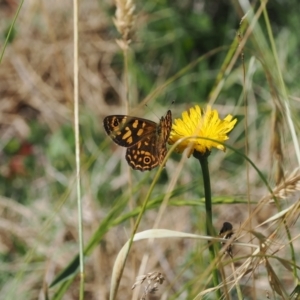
[114,0,136,49]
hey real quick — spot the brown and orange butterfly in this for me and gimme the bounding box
[103,110,172,171]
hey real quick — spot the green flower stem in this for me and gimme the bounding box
[194,150,221,298]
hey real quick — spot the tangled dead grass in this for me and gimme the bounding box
[0,0,122,141]
[1,0,300,299]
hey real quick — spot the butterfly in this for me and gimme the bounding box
[103,110,172,171]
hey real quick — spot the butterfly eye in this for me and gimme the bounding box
[144,157,151,164]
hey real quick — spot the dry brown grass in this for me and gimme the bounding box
[0,0,121,139]
[1,1,300,299]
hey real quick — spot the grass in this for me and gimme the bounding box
[0,0,300,299]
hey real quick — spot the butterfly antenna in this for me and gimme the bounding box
[144,103,160,120]
[168,99,175,111]
[145,99,174,120]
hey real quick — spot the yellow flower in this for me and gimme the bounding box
[168,105,237,157]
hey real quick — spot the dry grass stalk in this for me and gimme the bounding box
[132,271,165,300]
[265,258,286,297]
[114,0,136,50]
[270,102,285,185]
[270,168,300,202]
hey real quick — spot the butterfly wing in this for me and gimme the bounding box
[103,115,157,147]
[162,110,172,142]
[103,110,172,171]
[156,110,172,165]
[126,110,172,171]
[126,135,159,171]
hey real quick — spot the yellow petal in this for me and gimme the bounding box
[168,105,237,156]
